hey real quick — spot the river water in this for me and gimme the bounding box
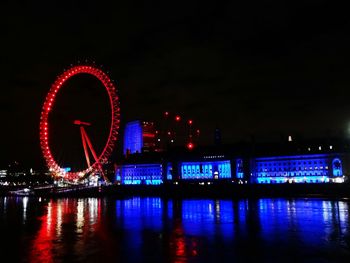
[0,197,349,262]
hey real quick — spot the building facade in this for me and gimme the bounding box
[123,121,156,155]
[250,154,345,184]
[116,163,163,185]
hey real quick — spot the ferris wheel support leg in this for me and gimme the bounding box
[81,128,110,184]
[80,126,91,168]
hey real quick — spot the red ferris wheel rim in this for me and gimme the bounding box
[39,65,120,180]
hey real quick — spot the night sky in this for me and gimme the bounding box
[1,1,350,169]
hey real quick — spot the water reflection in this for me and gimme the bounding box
[0,197,349,262]
[28,198,108,262]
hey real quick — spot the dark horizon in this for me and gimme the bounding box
[1,1,350,168]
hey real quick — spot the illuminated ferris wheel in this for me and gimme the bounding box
[39,65,120,183]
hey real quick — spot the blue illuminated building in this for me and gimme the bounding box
[180,160,231,180]
[123,120,157,155]
[251,154,345,184]
[123,121,143,155]
[118,126,349,186]
[116,163,163,185]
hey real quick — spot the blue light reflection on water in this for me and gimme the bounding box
[111,198,350,262]
[0,197,350,262]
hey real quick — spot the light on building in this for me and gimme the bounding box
[319,146,322,151]
[187,142,194,150]
[330,145,333,150]
[288,135,292,142]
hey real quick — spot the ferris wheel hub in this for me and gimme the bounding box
[73,120,91,126]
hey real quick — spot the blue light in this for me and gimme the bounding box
[252,154,344,184]
[114,197,163,262]
[236,159,244,179]
[332,158,343,176]
[166,163,173,180]
[115,169,121,182]
[123,121,143,154]
[180,160,231,180]
[120,164,163,185]
[113,198,350,261]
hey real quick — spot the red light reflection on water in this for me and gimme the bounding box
[28,199,116,262]
[170,220,198,263]
[29,201,57,263]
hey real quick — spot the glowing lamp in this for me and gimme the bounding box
[188,120,193,125]
[175,115,181,121]
[187,142,194,150]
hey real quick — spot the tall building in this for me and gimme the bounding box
[142,121,157,152]
[123,120,156,155]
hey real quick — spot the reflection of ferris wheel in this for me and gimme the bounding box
[39,65,120,182]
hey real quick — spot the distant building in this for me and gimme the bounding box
[116,163,163,185]
[118,135,350,185]
[250,153,345,184]
[0,170,7,178]
[123,120,156,155]
[142,121,157,152]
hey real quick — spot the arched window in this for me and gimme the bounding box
[332,158,343,177]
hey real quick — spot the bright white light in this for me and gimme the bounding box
[334,177,344,183]
[76,200,84,233]
[23,197,28,222]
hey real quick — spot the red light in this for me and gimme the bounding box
[143,133,155,138]
[188,120,193,125]
[175,115,181,121]
[187,142,194,150]
[39,64,120,183]
[165,111,169,116]
[167,131,171,136]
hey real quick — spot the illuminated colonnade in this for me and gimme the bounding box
[180,160,231,180]
[251,154,344,184]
